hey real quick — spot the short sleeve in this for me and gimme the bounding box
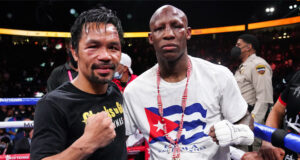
[123,93,138,136]
[220,69,248,123]
[30,99,68,160]
[251,63,273,103]
[280,71,300,106]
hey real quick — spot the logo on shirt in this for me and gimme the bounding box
[145,103,208,145]
[293,86,300,98]
[256,65,266,75]
[81,102,124,128]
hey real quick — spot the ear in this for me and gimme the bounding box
[148,32,153,45]
[248,44,252,50]
[70,47,78,62]
[186,27,192,40]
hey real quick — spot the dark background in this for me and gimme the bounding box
[0,0,299,32]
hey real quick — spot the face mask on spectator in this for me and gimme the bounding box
[230,46,242,60]
[114,72,123,79]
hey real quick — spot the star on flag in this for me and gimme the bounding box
[145,108,179,142]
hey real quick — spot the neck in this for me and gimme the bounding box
[158,54,188,83]
[120,72,129,83]
[72,73,108,95]
[241,52,254,63]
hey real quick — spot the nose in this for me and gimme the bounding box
[97,48,112,62]
[163,25,175,40]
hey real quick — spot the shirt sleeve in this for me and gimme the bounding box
[30,99,68,160]
[220,68,248,123]
[280,71,300,106]
[251,63,273,104]
[123,92,138,136]
[250,63,273,123]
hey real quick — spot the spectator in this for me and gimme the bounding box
[112,53,138,93]
[14,128,33,154]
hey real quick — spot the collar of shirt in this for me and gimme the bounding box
[243,54,257,64]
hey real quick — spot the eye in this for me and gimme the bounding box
[88,45,97,49]
[154,27,163,32]
[175,25,183,28]
[109,46,120,51]
[87,43,98,49]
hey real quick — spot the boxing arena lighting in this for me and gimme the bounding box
[266,7,275,13]
[70,8,76,15]
[248,16,300,30]
[55,43,62,50]
[124,32,149,38]
[290,4,298,9]
[7,13,12,19]
[191,25,245,35]
[0,28,71,37]
[0,16,299,38]
[127,13,133,20]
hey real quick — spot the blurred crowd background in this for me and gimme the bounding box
[0,0,299,155]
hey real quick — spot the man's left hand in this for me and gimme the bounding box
[209,120,254,147]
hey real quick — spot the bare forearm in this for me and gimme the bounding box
[42,136,96,160]
[265,110,283,128]
[41,112,115,160]
[265,100,285,129]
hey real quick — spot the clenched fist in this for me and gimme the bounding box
[82,111,116,151]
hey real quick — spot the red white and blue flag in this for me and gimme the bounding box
[145,103,208,145]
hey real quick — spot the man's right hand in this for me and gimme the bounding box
[82,111,116,151]
[259,141,285,160]
[42,111,117,160]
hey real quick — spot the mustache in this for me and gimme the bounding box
[91,63,116,70]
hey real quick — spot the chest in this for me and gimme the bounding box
[62,97,125,144]
[132,78,223,139]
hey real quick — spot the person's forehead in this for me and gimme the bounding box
[152,6,186,24]
[237,39,246,44]
[158,6,182,16]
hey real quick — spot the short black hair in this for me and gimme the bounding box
[238,34,259,52]
[70,6,124,52]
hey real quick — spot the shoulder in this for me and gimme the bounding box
[124,65,157,95]
[48,64,67,79]
[289,70,300,83]
[245,55,271,74]
[248,55,270,68]
[254,55,270,65]
[39,83,72,106]
[51,64,66,73]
